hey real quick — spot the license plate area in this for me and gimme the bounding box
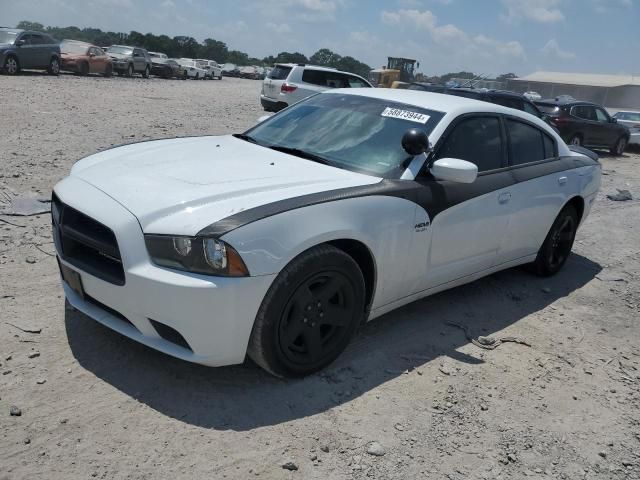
[58,258,85,299]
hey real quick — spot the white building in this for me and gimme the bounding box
[507,71,640,110]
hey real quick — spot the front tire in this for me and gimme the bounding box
[79,62,89,76]
[47,57,60,76]
[143,65,150,78]
[530,204,579,277]
[3,55,19,75]
[610,136,627,156]
[247,245,365,377]
[103,63,112,77]
[126,63,133,77]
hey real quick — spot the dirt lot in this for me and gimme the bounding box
[1,74,639,480]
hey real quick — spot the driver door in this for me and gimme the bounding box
[416,114,514,291]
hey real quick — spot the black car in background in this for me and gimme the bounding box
[0,28,61,75]
[407,84,545,119]
[535,98,630,155]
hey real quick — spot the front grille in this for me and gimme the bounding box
[52,193,125,285]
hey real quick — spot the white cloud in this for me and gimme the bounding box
[501,0,564,23]
[266,22,291,34]
[541,39,576,59]
[381,9,525,59]
[592,0,632,13]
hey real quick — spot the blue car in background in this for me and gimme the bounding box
[0,28,61,75]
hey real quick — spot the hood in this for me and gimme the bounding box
[71,135,381,235]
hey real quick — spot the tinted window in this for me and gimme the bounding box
[573,106,596,121]
[437,116,503,172]
[523,102,540,116]
[19,33,33,44]
[507,119,547,165]
[346,75,369,88]
[30,34,44,44]
[268,65,292,80]
[490,95,523,111]
[543,134,556,159]
[595,108,610,123]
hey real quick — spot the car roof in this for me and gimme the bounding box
[274,63,338,72]
[328,88,526,116]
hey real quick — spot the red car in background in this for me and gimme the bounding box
[60,39,112,76]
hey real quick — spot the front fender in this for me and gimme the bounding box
[221,195,422,310]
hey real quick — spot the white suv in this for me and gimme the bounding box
[260,63,372,112]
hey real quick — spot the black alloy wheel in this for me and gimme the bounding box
[4,56,19,75]
[568,134,582,147]
[247,245,365,377]
[48,57,60,76]
[611,136,627,156]
[277,271,356,369]
[530,204,578,276]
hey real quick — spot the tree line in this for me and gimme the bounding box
[15,21,372,78]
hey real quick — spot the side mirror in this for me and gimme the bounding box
[401,128,430,156]
[89,53,96,57]
[15,39,25,46]
[610,117,617,123]
[257,114,273,124]
[431,158,478,184]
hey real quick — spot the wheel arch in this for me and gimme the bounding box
[326,238,377,316]
[565,195,585,223]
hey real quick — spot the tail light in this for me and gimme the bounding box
[281,83,297,93]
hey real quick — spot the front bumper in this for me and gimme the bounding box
[629,132,640,146]
[54,176,276,367]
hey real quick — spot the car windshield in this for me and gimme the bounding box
[247,93,444,178]
[615,111,640,122]
[0,31,18,44]
[109,46,133,54]
[60,41,88,54]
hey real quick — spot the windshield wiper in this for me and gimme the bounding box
[267,145,334,166]
[232,133,259,144]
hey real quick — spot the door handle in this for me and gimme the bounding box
[498,192,512,204]
[558,176,568,185]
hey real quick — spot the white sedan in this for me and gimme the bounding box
[52,89,601,377]
[177,58,206,79]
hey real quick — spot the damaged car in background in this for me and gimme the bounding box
[52,89,601,377]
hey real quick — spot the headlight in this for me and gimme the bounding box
[144,235,249,277]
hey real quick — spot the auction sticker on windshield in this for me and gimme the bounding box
[381,107,430,124]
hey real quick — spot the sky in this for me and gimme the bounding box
[2,0,639,76]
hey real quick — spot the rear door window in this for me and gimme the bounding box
[436,116,504,172]
[268,65,292,80]
[507,119,555,165]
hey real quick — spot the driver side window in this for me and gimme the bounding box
[436,116,504,172]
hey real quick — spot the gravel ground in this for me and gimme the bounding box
[1,73,639,480]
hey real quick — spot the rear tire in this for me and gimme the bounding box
[47,57,60,76]
[529,204,579,277]
[568,134,583,147]
[610,136,627,156]
[247,245,365,378]
[3,55,19,75]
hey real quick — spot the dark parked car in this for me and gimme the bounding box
[408,84,545,118]
[535,98,630,155]
[107,45,152,78]
[0,28,61,75]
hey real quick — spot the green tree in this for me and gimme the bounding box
[309,48,341,66]
[202,38,228,63]
[16,21,45,31]
[274,51,308,64]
